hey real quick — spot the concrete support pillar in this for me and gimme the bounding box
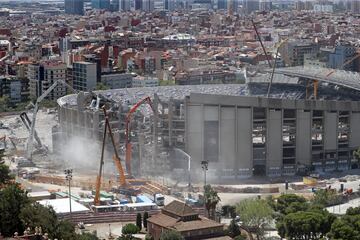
[152,95,159,164]
[168,98,174,147]
[93,110,100,139]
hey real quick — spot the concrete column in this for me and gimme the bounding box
[93,110,99,139]
[296,110,311,166]
[168,99,174,147]
[236,107,252,178]
[220,106,236,178]
[350,112,360,148]
[267,109,282,176]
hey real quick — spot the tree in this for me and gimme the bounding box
[0,163,14,186]
[122,223,140,236]
[275,194,307,215]
[95,83,109,90]
[328,208,360,240]
[236,199,273,239]
[312,189,340,207]
[227,219,241,238]
[77,232,99,240]
[0,96,9,112]
[159,230,184,240]
[19,203,58,238]
[353,147,360,160]
[204,184,221,220]
[0,183,29,236]
[143,211,149,229]
[281,210,336,240]
[136,212,142,230]
[55,220,77,240]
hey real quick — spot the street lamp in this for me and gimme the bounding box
[201,161,208,186]
[174,148,192,188]
[64,169,73,221]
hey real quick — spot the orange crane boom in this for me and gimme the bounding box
[125,97,155,176]
[94,107,127,206]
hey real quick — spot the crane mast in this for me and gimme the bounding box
[26,80,77,158]
[125,97,155,176]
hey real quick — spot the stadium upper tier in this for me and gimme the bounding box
[58,82,360,110]
[263,66,360,92]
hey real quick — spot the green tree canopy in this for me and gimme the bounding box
[136,212,142,230]
[122,223,140,235]
[282,210,336,240]
[77,232,100,240]
[275,194,307,215]
[312,189,341,207]
[0,183,29,236]
[19,203,58,238]
[159,230,184,240]
[0,162,14,186]
[95,83,110,90]
[227,219,241,238]
[143,211,149,229]
[236,199,273,239]
[328,208,360,240]
[204,184,221,220]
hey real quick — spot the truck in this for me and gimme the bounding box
[154,193,165,206]
[144,193,165,206]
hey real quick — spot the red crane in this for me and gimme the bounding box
[125,97,155,176]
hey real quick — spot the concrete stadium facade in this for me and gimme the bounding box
[56,84,360,181]
[186,93,360,179]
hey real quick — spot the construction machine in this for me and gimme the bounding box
[20,112,44,151]
[94,107,128,206]
[125,97,155,176]
[26,80,77,159]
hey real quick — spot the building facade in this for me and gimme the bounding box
[64,0,84,15]
[72,62,97,91]
[328,44,356,71]
[186,94,360,178]
[101,72,133,89]
[28,62,67,100]
[120,0,131,11]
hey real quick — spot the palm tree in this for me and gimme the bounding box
[204,185,221,220]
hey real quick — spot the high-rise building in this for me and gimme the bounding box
[64,0,84,15]
[120,0,131,11]
[135,0,143,10]
[328,42,356,71]
[279,41,320,67]
[243,0,259,14]
[72,62,97,91]
[91,0,111,10]
[110,0,119,11]
[28,62,67,100]
[164,0,176,11]
[142,0,155,11]
[350,0,360,13]
[217,0,227,9]
[295,1,305,11]
[259,0,272,11]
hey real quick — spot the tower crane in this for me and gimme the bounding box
[125,97,155,176]
[94,107,127,206]
[26,80,77,159]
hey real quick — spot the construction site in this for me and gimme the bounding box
[2,64,360,229]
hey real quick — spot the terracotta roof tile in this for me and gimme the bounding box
[163,200,196,217]
[147,213,178,227]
